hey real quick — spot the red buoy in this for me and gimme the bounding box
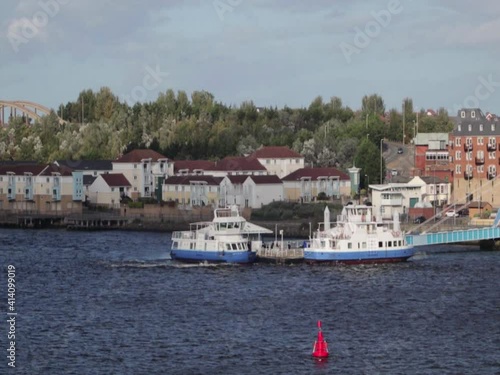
[312,320,329,359]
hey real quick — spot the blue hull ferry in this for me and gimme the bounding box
[305,204,415,264]
[170,205,272,264]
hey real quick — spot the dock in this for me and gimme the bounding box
[255,240,306,264]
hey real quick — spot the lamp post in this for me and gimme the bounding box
[402,100,405,145]
[380,138,384,184]
[365,174,369,193]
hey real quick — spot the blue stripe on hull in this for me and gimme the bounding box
[170,249,256,264]
[304,248,415,264]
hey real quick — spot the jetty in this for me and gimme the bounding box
[255,240,306,264]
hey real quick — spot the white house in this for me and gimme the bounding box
[220,175,247,207]
[248,146,304,178]
[242,175,283,208]
[88,173,131,208]
[112,149,171,200]
[370,176,451,219]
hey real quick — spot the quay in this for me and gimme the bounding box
[255,240,305,264]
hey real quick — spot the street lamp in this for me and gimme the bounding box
[380,138,384,184]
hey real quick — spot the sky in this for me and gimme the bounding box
[1,0,499,115]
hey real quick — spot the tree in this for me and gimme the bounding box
[355,138,385,185]
[361,94,385,116]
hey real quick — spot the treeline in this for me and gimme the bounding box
[0,88,454,183]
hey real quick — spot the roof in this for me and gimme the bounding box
[100,173,131,187]
[225,175,248,184]
[468,201,491,209]
[246,175,282,184]
[414,133,450,146]
[164,175,223,186]
[0,161,38,166]
[114,149,167,163]
[39,164,73,177]
[83,175,97,186]
[173,160,215,173]
[281,167,349,181]
[0,164,47,175]
[419,176,449,184]
[208,157,266,172]
[249,146,303,159]
[56,160,113,171]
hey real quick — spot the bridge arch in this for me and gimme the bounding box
[0,100,65,125]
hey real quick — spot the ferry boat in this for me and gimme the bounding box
[304,204,415,264]
[170,205,272,264]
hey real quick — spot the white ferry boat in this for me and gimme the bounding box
[170,205,272,264]
[305,204,415,264]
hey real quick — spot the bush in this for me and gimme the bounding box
[128,201,144,209]
[317,192,328,201]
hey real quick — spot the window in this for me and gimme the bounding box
[478,137,483,145]
[111,188,115,192]
[456,151,461,160]
[492,124,496,131]
[468,124,472,131]
[134,164,137,168]
[461,111,465,118]
[456,165,461,174]
[480,124,483,132]
[458,125,461,131]
[471,111,476,118]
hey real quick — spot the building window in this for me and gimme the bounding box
[489,151,496,159]
[461,111,465,118]
[456,151,461,160]
[471,111,476,118]
[111,188,115,192]
[478,137,483,145]
[468,124,472,132]
[492,124,496,131]
[458,125,461,132]
[479,124,483,132]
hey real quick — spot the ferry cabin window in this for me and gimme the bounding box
[388,241,392,248]
[232,243,238,250]
[348,243,352,249]
[378,241,383,248]
[226,244,231,250]
[393,241,397,247]
[362,242,367,249]
[398,240,402,246]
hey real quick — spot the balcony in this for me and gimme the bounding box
[488,143,497,151]
[488,172,497,180]
[464,144,473,151]
[475,157,485,165]
[464,171,473,180]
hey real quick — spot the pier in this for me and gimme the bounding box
[255,240,305,264]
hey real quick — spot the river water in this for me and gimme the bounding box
[0,229,499,375]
